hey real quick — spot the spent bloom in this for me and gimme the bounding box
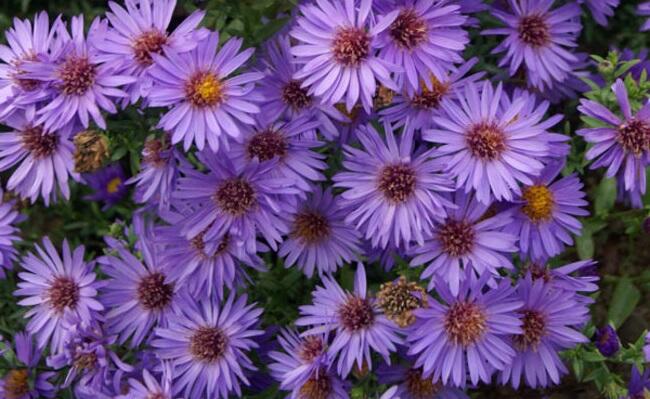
[0,332,57,399]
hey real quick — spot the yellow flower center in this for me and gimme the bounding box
[4,369,30,399]
[106,177,122,194]
[186,72,224,108]
[521,185,554,222]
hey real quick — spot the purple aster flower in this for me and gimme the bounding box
[0,195,21,279]
[296,264,402,377]
[0,332,57,399]
[376,0,468,93]
[156,204,266,298]
[152,292,263,399]
[639,2,650,31]
[14,237,104,351]
[0,12,61,120]
[22,16,135,131]
[0,111,78,205]
[377,359,469,399]
[279,187,362,277]
[290,0,399,113]
[230,114,327,193]
[593,325,620,357]
[118,369,173,399]
[98,233,179,347]
[173,152,299,252]
[482,0,582,91]
[426,81,562,203]
[503,160,588,261]
[499,276,589,389]
[147,32,263,152]
[409,191,518,295]
[257,34,346,140]
[624,366,650,399]
[334,123,455,249]
[407,274,522,387]
[577,0,619,26]
[644,332,650,362]
[98,0,207,104]
[83,163,128,210]
[521,258,599,300]
[379,57,484,130]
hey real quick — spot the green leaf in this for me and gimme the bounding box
[607,277,641,328]
[576,231,594,259]
[594,178,617,216]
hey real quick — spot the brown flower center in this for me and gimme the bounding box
[246,129,288,161]
[617,119,650,156]
[525,262,552,283]
[189,326,229,363]
[137,272,174,311]
[11,54,41,91]
[438,220,475,257]
[214,178,257,216]
[378,163,417,203]
[292,211,330,244]
[466,122,506,160]
[73,352,98,370]
[143,137,170,166]
[282,80,312,111]
[298,370,332,399]
[518,15,550,47]
[339,296,375,332]
[377,277,427,327]
[513,310,546,351]
[410,77,450,109]
[21,125,58,158]
[59,56,96,95]
[186,71,224,108]
[132,30,168,67]
[332,27,370,67]
[405,368,442,399]
[521,185,554,222]
[4,369,29,399]
[191,231,231,260]
[444,301,487,346]
[48,276,80,313]
[389,8,428,50]
[299,336,325,363]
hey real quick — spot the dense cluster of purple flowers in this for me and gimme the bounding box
[1,0,650,398]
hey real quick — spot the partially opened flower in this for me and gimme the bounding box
[334,123,455,249]
[594,325,620,357]
[482,0,582,91]
[152,292,263,399]
[14,237,103,351]
[0,195,21,279]
[296,264,402,377]
[290,0,399,112]
[0,332,57,399]
[376,0,468,93]
[625,366,650,398]
[147,32,263,152]
[577,0,619,26]
[639,2,650,31]
[83,163,128,210]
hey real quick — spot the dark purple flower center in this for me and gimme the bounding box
[332,27,371,67]
[214,178,257,216]
[4,369,29,399]
[526,262,552,283]
[189,326,229,363]
[191,231,230,259]
[282,80,312,111]
[405,368,442,399]
[444,301,487,346]
[513,309,546,351]
[299,336,325,362]
[521,185,554,222]
[21,125,58,158]
[186,71,224,108]
[73,351,98,370]
[48,276,80,313]
[389,8,428,50]
[246,129,288,161]
[518,15,550,47]
[338,296,374,332]
[132,30,168,67]
[59,55,97,96]
[298,370,332,399]
[466,122,506,160]
[137,272,174,311]
[292,211,330,244]
[377,277,426,328]
[617,118,650,156]
[378,163,417,203]
[410,77,449,109]
[438,219,475,257]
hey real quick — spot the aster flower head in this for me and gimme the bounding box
[22,15,135,131]
[625,366,650,399]
[83,163,128,210]
[521,258,600,299]
[594,325,620,357]
[504,160,589,261]
[482,0,582,91]
[98,0,207,104]
[279,186,362,277]
[334,123,456,249]
[499,276,589,389]
[377,358,469,399]
[117,368,173,399]
[578,79,650,195]
[290,0,400,113]
[296,264,402,377]
[577,0,619,26]
[0,332,57,399]
[407,274,523,387]
[14,237,104,351]
[0,195,22,279]
[0,111,78,205]
[375,0,469,93]
[148,31,263,152]
[427,81,562,203]
[410,191,518,294]
[152,292,263,399]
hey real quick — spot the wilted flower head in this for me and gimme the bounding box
[73,130,109,173]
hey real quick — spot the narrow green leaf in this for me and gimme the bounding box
[608,277,641,328]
